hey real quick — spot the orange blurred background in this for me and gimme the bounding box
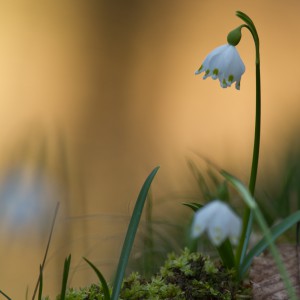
[1,1,300,298]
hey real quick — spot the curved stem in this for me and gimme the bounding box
[234,18,261,272]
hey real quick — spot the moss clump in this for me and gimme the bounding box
[54,284,107,299]
[56,248,250,299]
[120,248,246,299]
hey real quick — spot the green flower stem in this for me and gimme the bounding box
[233,11,261,269]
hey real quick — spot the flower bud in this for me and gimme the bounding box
[227,26,242,46]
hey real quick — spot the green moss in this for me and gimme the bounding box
[55,284,107,300]
[54,248,250,300]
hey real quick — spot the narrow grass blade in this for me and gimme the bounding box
[182,202,203,212]
[0,290,12,300]
[216,239,235,269]
[236,11,255,27]
[241,210,300,277]
[32,202,60,300]
[83,257,110,300]
[38,265,43,300]
[111,166,160,300]
[60,254,72,300]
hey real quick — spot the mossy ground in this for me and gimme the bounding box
[54,248,251,300]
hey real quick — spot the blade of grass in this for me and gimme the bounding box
[240,210,300,277]
[111,166,160,300]
[38,265,43,300]
[0,290,12,300]
[216,239,236,269]
[182,202,203,212]
[60,255,72,300]
[83,257,111,300]
[32,202,60,300]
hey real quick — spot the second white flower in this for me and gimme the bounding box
[191,200,242,246]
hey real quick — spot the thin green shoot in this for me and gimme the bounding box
[240,210,300,278]
[38,265,43,300]
[83,257,111,300]
[111,166,160,300]
[32,202,60,300]
[60,255,72,300]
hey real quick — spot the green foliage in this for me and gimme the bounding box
[38,265,44,300]
[57,284,106,300]
[240,210,300,277]
[83,258,111,299]
[79,166,159,300]
[59,255,72,300]
[128,191,192,279]
[223,171,298,299]
[111,166,159,299]
[54,248,249,300]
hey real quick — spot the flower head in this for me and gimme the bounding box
[191,200,242,246]
[195,44,245,90]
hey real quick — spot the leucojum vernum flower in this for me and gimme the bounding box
[195,44,245,90]
[190,11,300,299]
[191,200,241,246]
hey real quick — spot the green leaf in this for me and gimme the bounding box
[216,239,236,269]
[83,257,111,300]
[240,210,300,277]
[236,11,255,27]
[32,202,60,300]
[111,166,160,300]
[60,254,71,300]
[38,265,43,300]
[182,202,203,212]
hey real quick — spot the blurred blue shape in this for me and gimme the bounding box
[0,167,59,235]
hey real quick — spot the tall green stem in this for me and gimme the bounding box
[233,11,261,271]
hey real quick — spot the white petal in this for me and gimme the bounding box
[191,201,220,238]
[207,210,231,246]
[196,45,229,78]
[196,44,245,90]
[217,46,245,88]
[191,209,208,238]
[228,214,242,245]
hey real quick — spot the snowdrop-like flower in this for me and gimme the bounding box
[191,200,242,246]
[195,44,245,90]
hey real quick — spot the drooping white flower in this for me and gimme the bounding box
[195,44,245,90]
[191,200,242,246]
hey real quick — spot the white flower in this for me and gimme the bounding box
[191,200,242,246]
[195,44,245,90]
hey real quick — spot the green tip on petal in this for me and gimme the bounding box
[228,75,234,82]
[227,26,242,46]
[212,68,219,79]
[195,65,203,75]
